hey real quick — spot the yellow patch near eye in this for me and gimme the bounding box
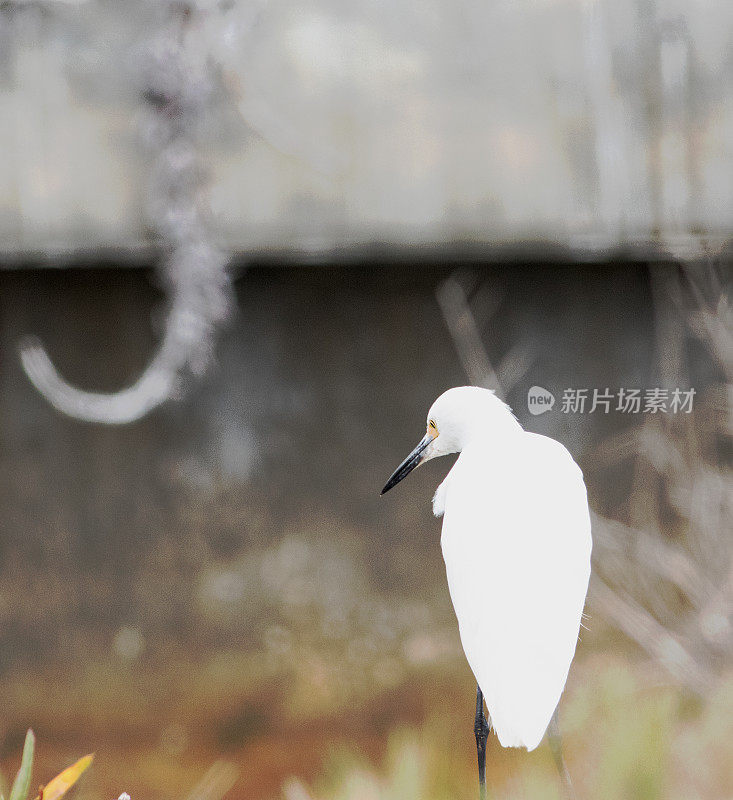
[428,419,438,437]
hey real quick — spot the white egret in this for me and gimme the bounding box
[381,386,592,797]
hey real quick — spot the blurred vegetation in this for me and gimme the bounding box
[0,731,93,800]
[2,656,731,799]
[283,661,733,800]
[1,1,731,798]
[0,263,729,800]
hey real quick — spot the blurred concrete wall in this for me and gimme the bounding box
[0,264,653,669]
[1,0,733,260]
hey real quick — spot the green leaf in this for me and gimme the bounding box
[9,730,35,800]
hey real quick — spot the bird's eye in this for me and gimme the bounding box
[428,419,437,432]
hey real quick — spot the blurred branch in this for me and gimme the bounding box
[496,341,537,398]
[437,264,732,688]
[679,260,733,379]
[472,278,508,335]
[185,761,238,800]
[19,290,199,425]
[588,575,710,695]
[436,275,502,395]
[694,561,733,654]
[616,261,730,668]
[590,512,714,611]
[18,2,232,424]
[436,273,535,398]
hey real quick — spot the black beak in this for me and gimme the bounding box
[381,434,432,495]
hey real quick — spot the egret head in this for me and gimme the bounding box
[381,386,520,494]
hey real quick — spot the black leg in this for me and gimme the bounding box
[474,684,490,800]
[548,709,577,800]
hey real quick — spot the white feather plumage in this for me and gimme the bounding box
[427,387,592,751]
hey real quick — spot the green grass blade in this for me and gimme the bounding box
[9,730,35,800]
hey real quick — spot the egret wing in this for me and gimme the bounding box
[440,432,592,751]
